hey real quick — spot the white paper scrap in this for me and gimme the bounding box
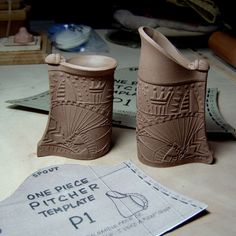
[0,161,207,236]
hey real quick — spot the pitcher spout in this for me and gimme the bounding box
[138,26,210,85]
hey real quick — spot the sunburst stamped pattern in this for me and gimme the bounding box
[137,79,212,166]
[37,54,116,160]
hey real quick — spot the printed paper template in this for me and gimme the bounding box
[0,161,207,236]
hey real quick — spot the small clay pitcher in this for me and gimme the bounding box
[37,54,117,159]
[136,26,214,167]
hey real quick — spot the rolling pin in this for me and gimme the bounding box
[208,31,236,68]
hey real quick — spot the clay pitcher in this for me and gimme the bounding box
[136,26,214,167]
[37,54,117,159]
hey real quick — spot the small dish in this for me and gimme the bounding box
[48,24,91,50]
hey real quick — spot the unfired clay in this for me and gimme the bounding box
[136,26,214,167]
[13,27,34,44]
[37,54,117,159]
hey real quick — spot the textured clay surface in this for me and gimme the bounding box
[137,27,213,167]
[37,54,117,159]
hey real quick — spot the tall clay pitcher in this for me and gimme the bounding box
[37,54,117,160]
[136,26,214,167]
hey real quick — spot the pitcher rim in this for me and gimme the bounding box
[63,55,117,71]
